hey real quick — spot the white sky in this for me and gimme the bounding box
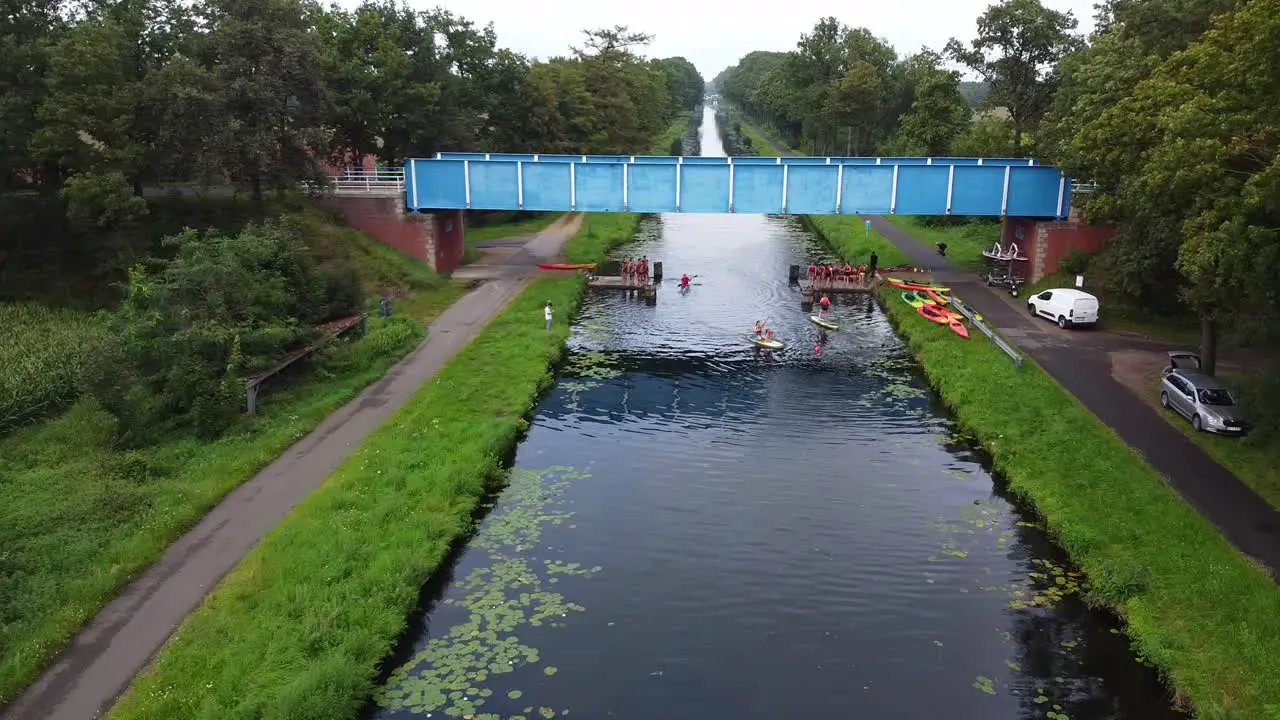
[397,0,1100,79]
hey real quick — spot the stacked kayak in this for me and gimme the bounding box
[536,263,598,270]
[917,304,969,339]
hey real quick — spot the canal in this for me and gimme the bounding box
[369,107,1179,720]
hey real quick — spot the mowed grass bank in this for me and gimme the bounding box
[0,217,461,705]
[106,213,643,720]
[815,221,1280,716]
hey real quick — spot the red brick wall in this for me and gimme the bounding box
[1041,224,1116,277]
[1000,216,1117,282]
[321,196,430,263]
[430,211,465,273]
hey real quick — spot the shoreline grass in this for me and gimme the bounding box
[812,220,1280,718]
[0,218,462,706]
[0,304,107,432]
[803,216,911,268]
[105,213,643,720]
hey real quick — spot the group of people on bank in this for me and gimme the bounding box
[622,257,650,283]
[807,251,878,285]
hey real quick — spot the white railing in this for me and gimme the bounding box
[1071,181,1099,195]
[306,167,405,197]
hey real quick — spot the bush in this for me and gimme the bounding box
[0,304,107,431]
[1059,248,1093,275]
[93,220,366,443]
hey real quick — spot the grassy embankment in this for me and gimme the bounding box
[814,220,1280,718]
[105,212,642,720]
[884,215,1000,273]
[0,212,464,705]
[653,113,691,155]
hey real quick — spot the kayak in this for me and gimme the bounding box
[902,292,924,308]
[917,304,952,326]
[913,290,938,306]
[809,316,840,331]
[888,278,952,293]
[751,335,785,350]
[925,290,950,305]
[536,263,598,270]
[948,319,970,339]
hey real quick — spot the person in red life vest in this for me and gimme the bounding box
[680,273,690,289]
[819,294,831,317]
[807,262,817,279]
[754,320,764,338]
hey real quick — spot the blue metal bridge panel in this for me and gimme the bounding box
[681,164,731,213]
[895,166,950,214]
[575,163,625,211]
[788,165,838,214]
[841,166,894,214]
[521,162,572,211]
[1007,167,1065,217]
[951,166,1004,215]
[408,159,467,209]
[732,164,784,213]
[468,161,519,210]
[628,164,678,213]
[406,155,1071,217]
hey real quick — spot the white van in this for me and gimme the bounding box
[1026,288,1099,329]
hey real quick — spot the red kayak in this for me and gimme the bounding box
[889,279,952,293]
[917,304,951,325]
[536,263,597,270]
[918,304,969,339]
[925,290,949,305]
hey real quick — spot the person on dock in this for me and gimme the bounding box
[680,274,691,289]
[807,262,817,279]
[544,301,554,331]
[868,251,879,278]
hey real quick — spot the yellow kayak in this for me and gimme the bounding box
[751,336,785,350]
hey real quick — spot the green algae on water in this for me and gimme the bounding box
[374,467,597,717]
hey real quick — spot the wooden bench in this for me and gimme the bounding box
[243,312,369,415]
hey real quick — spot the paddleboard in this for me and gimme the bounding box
[809,316,840,331]
[751,336,785,350]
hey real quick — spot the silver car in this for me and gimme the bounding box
[1159,353,1247,434]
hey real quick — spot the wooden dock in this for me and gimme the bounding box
[587,276,657,291]
[799,276,884,294]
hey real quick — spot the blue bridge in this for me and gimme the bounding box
[404,153,1073,219]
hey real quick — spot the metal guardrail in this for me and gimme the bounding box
[949,297,1023,368]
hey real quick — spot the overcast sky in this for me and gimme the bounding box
[400,0,1100,79]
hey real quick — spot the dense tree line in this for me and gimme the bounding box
[1,5,703,301]
[1,3,703,439]
[717,0,1280,370]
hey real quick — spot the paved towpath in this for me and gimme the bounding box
[737,118,1280,577]
[1,213,584,720]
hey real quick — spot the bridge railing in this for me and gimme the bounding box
[433,152,1042,167]
[307,168,405,196]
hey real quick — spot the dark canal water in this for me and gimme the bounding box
[369,107,1180,720]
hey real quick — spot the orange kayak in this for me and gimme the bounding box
[917,305,952,325]
[536,263,597,270]
[948,319,969,339]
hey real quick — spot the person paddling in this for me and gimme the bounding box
[680,273,691,289]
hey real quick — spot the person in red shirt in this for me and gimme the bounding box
[680,274,690,289]
[807,263,817,279]
[819,294,831,317]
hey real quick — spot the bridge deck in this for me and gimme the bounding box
[405,154,1072,218]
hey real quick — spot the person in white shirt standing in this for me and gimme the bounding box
[544,301,553,331]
